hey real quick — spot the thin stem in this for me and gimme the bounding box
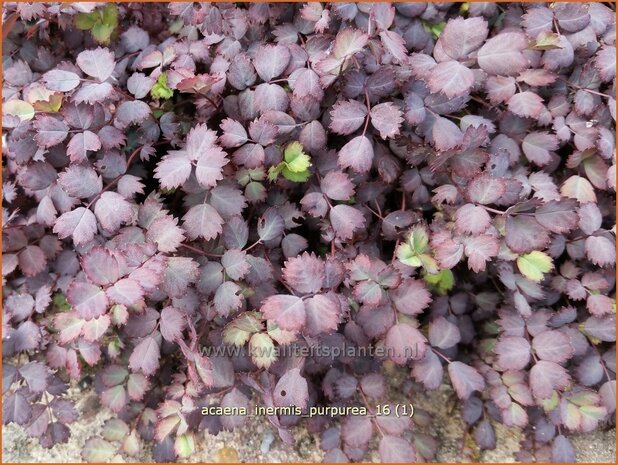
[243,239,262,253]
[180,243,223,258]
[362,86,372,136]
[481,205,507,215]
[432,348,452,364]
[358,387,385,436]
[365,204,384,221]
[373,200,383,218]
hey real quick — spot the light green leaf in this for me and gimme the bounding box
[531,31,563,51]
[175,433,195,458]
[517,251,554,282]
[249,333,277,369]
[424,269,454,294]
[102,419,129,442]
[151,72,174,100]
[223,326,250,347]
[100,4,118,28]
[396,243,422,267]
[3,100,35,122]
[82,437,116,463]
[281,166,311,182]
[91,22,115,44]
[75,12,98,30]
[283,141,311,172]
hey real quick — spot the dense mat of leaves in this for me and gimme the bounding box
[2,2,616,462]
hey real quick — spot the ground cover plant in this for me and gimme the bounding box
[1,1,616,462]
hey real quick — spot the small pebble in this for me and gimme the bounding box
[260,429,275,454]
[214,446,239,463]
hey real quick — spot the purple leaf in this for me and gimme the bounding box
[428,317,461,350]
[378,436,416,462]
[385,323,427,364]
[282,252,324,295]
[303,293,340,337]
[154,152,192,190]
[329,100,367,136]
[530,360,571,400]
[432,116,463,152]
[129,334,161,377]
[455,204,491,235]
[261,294,305,332]
[535,200,579,234]
[330,204,366,240]
[427,61,475,98]
[532,330,574,363]
[182,203,224,241]
[467,175,506,205]
[332,28,368,59]
[94,192,133,232]
[369,103,403,139]
[273,368,308,409]
[477,32,529,76]
[160,307,186,342]
[390,278,432,315]
[34,116,69,148]
[42,70,81,92]
[320,171,354,201]
[115,101,151,129]
[58,165,102,198]
[67,281,108,320]
[494,336,531,371]
[19,362,48,393]
[522,132,559,166]
[76,48,115,82]
[254,44,290,82]
[508,92,545,119]
[437,17,488,61]
[448,362,485,400]
[505,215,550,254]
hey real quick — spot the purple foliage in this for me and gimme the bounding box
[2,2,615,463]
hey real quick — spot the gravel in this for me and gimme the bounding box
[3,380,615,463]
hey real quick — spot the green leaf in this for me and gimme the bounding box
[409,227,429,254]
[74,12,98,30]
[91,22,115,44]
[281,166,311,182]
[82,437,117,463]
[151,72,174,100]
[283,141,311,172]
[75,4,118,44]
[431,23,446,38]
[32,93,63,113]
[397,226,436,272]
[268,143,312,183]
[517,251,554,282]
[424,269,455,294]
[223,326,250,347]
[175,433,195,458]
[530,31,563,51]
[122,430,140,456]
[249,333,277,369]
[267,163,284,182]
[539,390,559,412]
[3,100,35,122]
[53,292,71,311]
[567,391,600,407]
[100,4,118,28]
[397,243,422,267]
[102,419,130,442]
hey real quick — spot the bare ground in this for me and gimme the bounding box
[3,379,615,463]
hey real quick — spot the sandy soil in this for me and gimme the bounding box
[2,379,615,463]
